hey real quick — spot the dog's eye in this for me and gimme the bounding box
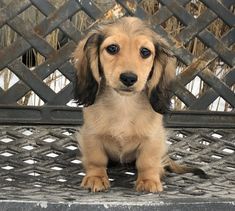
[140,47,151,58]
[106,44,120,55]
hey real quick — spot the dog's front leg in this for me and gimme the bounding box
[80,135,110,192]
[135,140,165,193]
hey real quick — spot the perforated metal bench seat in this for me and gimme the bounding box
[0,125,234,210]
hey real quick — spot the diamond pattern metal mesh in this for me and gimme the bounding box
[0,126,234,201]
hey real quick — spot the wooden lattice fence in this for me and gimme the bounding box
[0,0,234,127]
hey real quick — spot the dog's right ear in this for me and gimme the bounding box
[72,31,104,106]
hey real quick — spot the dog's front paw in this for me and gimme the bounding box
[136,179,163,193]
[81,175,110,192]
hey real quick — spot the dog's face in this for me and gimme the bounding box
[73,17,176,113]
[99,33,155,95]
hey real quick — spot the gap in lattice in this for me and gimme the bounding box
[21,48,38,68]
[172,153,183,160]
[211,154,222,160]
[185,0,208,18]
[33,184,42,188]
[62,130,73,136]
[207,17,231,39]
[125,171,135,176]
[185,75,205,98]
[78,172,85,176]
[0,68,20,91]
[139,0,159,15]
[103,3,126,20]
[209,97,232,112]
[171,96,187,110]
[46,152,60,158]
[28,171,41,177]
[45,28,65,50]
[175,131,187,138]
[18,5,46,24]
[1,165,14,170]
[0,151,14,157]
[0,24,18,48]
[226,166,235,171]
[222,148,234,154]
[28,50,46,67]
[166,140,173,145]
[71,159,82,164]
[42,136,57,143]
[0,135,15,143]
[211,132,223,139]
[160,15,185,37]
[198,139,210,146]
[18,127,35,136]
[184,36,208,57]
[207,58,231,79]
[24,159,38,165]
[17,90,45,106]
[43,69,70,94]
[67,99,81,107]
[51,166,63,171]
[72,10,95,32]
[5,178,14,182]
[57,178,67,183]
[22,145,35,151]
[61,127,77,136]
[65,145,78,151]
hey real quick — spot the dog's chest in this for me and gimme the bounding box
[84,91,161,137]
[100,97,144,136]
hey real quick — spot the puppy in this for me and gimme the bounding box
[73,17,206,193]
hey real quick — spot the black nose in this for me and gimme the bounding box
[120,72,138,87]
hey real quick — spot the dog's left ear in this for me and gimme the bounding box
[147,40,176,114]
[72,31,104,106]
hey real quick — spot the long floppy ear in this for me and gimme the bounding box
[147,41,176,114]
[72,31,104,106]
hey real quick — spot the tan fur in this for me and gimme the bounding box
[73,17,176,193]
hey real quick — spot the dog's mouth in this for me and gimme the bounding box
[114,87,136,95]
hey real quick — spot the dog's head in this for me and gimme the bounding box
[72,17,176,114]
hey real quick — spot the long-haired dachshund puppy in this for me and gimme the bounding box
[73,17,207,193]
